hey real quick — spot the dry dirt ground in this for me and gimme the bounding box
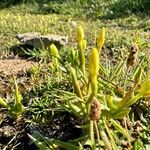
[0,57,38,149]
[0,57,38,98]
[0,58,37,76]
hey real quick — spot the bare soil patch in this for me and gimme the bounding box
[0,57,37,76]
[0,57,38,97]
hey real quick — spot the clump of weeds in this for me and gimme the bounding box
[25,25,150,149]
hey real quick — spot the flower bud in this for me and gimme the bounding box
[78,39,87,75]
[89,97,101,121]
[127,43,138,68]
[97,27,105,50]
[77,26,84,43]
[78,39,87,51]
[50,44,60,59]
[89,48,99,80]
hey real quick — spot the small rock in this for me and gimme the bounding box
[16,32,68,49]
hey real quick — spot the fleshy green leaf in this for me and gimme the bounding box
[112,108,131,119]
[12,103,24,113]
[111,119,131,143]
[0,97,10,109]
[53,140,79,150]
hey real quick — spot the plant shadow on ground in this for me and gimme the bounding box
[0,110,37,150]
[0,109,83,149]
[10,44,35,58]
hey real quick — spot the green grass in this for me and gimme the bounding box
[0,2,150,150]
[0,5,149,56]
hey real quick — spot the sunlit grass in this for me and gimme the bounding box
[0,3,149,149]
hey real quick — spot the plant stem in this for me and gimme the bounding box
[94,121,101,150]
[123,67,129,97]
[100,130,112,150]
[90,120,96,150]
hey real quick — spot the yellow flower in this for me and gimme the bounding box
[77,26,84,43]
[78,39,87,67]
[97,27,105,50]
[50,44,60,59]
[78,39,87,51]
[89,48,99,96]
[89,48,99,80]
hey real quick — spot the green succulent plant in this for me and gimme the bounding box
[0,77,24,119]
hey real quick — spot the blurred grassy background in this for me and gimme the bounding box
[0,0,150,18]
[0,0,149,56]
